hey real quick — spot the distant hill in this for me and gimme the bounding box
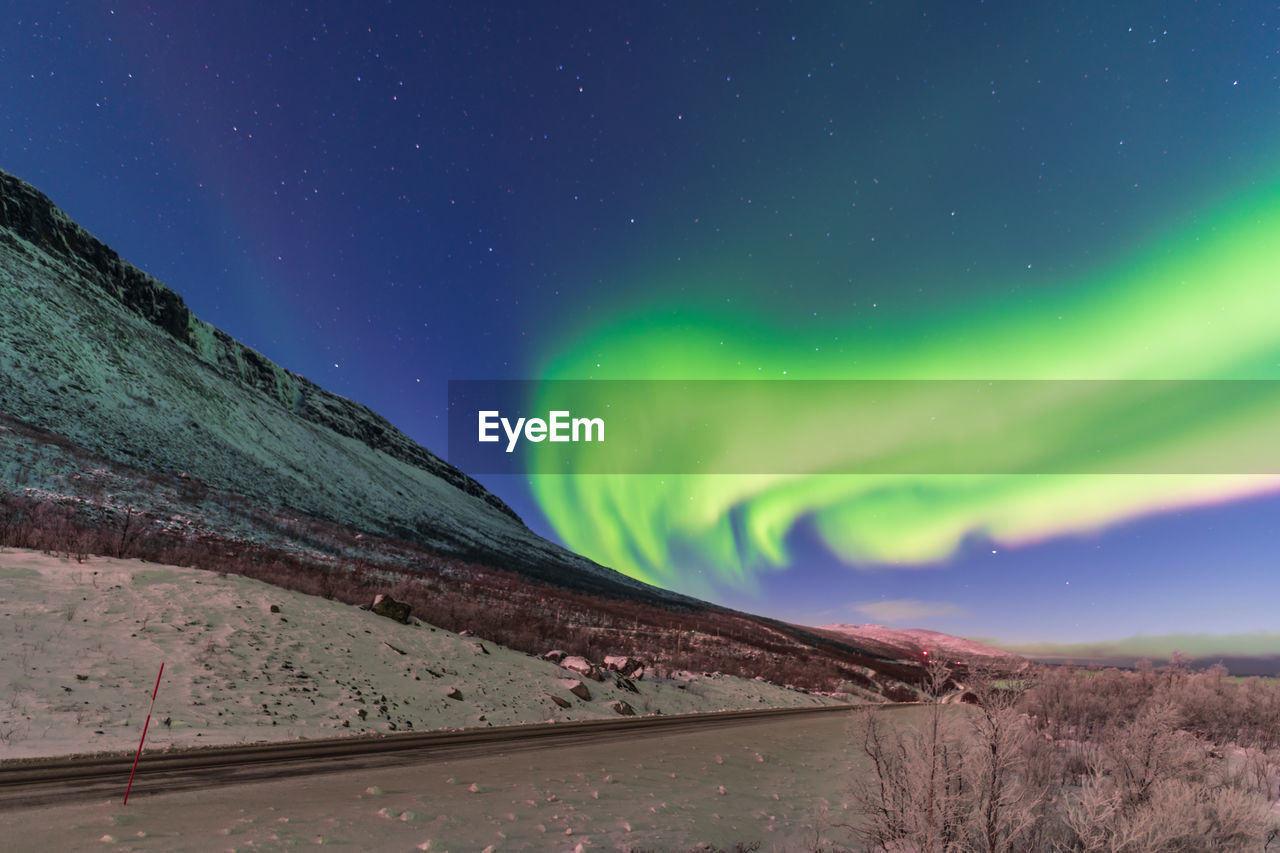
[994,633,1280,676]
[814,623,1023,667]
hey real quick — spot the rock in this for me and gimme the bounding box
[468,641,489,655]
[561,656,604,681]
[560,655,592,674]
[371,593,411,624]
[613,675,639,694]
[608,700,636,716]
[445,687,463,700]
[557,677,592,701]
[269,604,281,613]
[603,655,645,677]
[542,650,567,663]
[549,694,571,708]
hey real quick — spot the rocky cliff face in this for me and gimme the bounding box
[0,169,517,523]
[0,167,652,595]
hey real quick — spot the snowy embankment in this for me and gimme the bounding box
[0,549,838,760]
[3,709,875,850]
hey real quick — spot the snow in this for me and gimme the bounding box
[0,215,662,597]
[0,548,837,761]
[1,695,877,850]
[817,623,1021,664]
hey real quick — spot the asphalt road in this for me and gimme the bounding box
[0,703,893,810]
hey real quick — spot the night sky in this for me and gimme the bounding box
[5,2,1280,653]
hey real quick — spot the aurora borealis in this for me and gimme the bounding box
[528,180,1280,585]
[5,2,1280,654]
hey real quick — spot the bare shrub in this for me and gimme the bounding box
[852,661,1049,852]
[850,658,1280,851]
[1061,775,1271,852]
[851,701,969,851]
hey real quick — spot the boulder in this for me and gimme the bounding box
[561,656,604,681]
[608,700,636,716]
[542,650,568,663]
[560,655,590,674]
[603,655,645,677]
[371,594,411,624]
[548,694,571,708]
[613,675,639,694]
[557,677,592,701]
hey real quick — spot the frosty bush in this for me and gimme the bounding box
[850,659,1280,852]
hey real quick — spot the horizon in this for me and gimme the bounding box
[4,3,1278,656]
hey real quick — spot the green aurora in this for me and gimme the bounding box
[529,179,1280,591]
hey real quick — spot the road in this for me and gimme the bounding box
[0,703,887,810]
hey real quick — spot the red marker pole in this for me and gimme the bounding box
[123,662,164,805]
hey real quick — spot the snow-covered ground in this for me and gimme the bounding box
[1,705,880,851]
[0,196,663,596]
[816,623,1021,666]
[0,549,837,761]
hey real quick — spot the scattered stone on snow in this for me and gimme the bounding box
[371,593,411,624]
[556,677,591,701]
[602,655,646,677]
[560,656,603,681]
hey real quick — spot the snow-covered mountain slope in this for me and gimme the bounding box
[814,623,1022,666]
[0,549,836,760]
[0,168,659,598]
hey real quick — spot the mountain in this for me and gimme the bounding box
[814,623,1022,667]
[0,167,941,701]
[0,167,669,601]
